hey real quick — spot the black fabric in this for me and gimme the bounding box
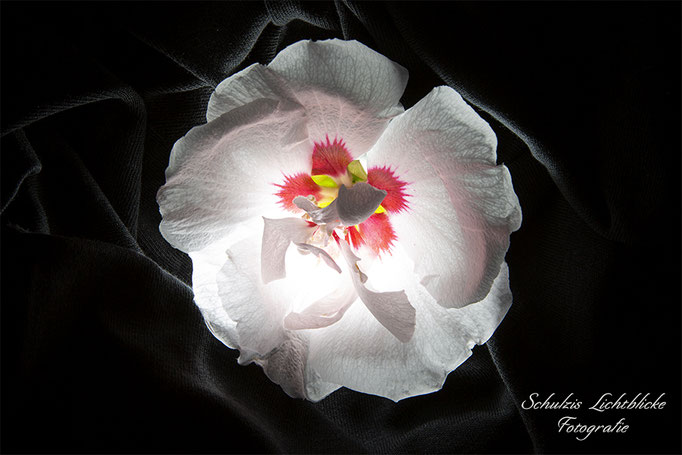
[2,2,680,453]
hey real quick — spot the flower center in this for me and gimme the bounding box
[274,136,409,256]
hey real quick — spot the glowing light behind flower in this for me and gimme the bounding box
[157,39,522,401]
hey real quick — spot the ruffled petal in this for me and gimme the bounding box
[188,242,240,350]
[214,223,352,382]
[368,86,522,308]
[157,98,310,253]
[303,244,513,402]
[268,39,408,156]
[283,284,356,330]
[217,234,288,358]
[206,63,297,122]
[261,217,316,284]
[338,239,415,343]
[256,331,309,399]
[294,242,342,274]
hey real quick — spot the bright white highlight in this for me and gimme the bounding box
[282,240,353,314]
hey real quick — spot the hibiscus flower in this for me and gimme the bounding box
[157,39,522,401]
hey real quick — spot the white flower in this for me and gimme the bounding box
[157,39,522,401]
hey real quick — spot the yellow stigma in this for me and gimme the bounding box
[310,174,338,188]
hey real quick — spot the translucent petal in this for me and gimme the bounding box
[257,331,309,399]
[294,242,342,274]
[268,39,408,156]
[214,226,352,394]
[338,239,415,343]
[206,63,297,122]
[368,86,522,308]
[304,244,513,401]
[189,241,240,350]
[157,98,310,252]
[283,284,356,330]
[217,235,288,357]
[261,217,316,284]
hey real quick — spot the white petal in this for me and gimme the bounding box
[214,226,352,396]
[188,241,240,350]
[256,331,309,399]
[283,284,356,330]
[304,244,513,402]
[206,63,297,122]
[217,236,288,357]
[368,86,522,308]
[157,98,310,253]
[268,39,408,156]
[294,242,342,274]
[339,239,415,343]
[261,217,316,284]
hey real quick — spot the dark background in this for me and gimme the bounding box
[2,1,680,453]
